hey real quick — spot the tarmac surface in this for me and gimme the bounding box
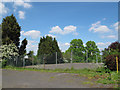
[2,69,115,88]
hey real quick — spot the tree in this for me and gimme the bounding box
[27,51,34,65]
[19,38,28,56]
[27,51,34,58]
[108,41,120,52]
[63,50,71,63]
[103,41,120,70]
[66,39,85,62]
[37,36,63,64]
[2,14,21,48]
[0,24,2,45]
[85,41,100,63]
[1,14,28,67]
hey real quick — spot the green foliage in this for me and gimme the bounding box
[37,36,63,64]
[0,24,2,45]
[19,38,28,56]
[1,59,7,68]
[64,40,100,63]
[67,39,85,62]
[1,14,28,67]
[85,41,100,63]
[63,50,71,63]
[2,14,21,48]
[26,51,34,65]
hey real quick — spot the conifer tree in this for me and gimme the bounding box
[37,36,64,64]
[2,14,21,48]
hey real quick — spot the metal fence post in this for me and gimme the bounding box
[56,52,57,67]
[96,53,98,64]
[23,57,25,67]
[16,56,17,67]
[86,49,88,63]
[43,54,45,69]
[71,50,72,64]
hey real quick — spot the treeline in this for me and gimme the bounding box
[63,39,100,63]
[1,14,119,71]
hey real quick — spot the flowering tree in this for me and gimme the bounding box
[0,43,19,67]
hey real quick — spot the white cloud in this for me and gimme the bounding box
[18,11,25,19]
[58,42,70,52]
[101,35,117,39]
[20,39,38,55]
[94,25,110,33]
[64,43,70,46]
[49,26,63,34]
[45,34,56,38]
[26,40,38,55]
[97,42,111,47]
[89,21,101,31]
[20,31,25,39]
[112,22,119,31]
[20,31,24,35]
[14,0,32,8]
[83,43,86,47]
[97,42,111,51]
[99,48,104,51]
[0,2,9,15]
[49,25,78,35]
[23,30,41,39]
[89,21,111,33]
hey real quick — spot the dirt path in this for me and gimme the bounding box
[2,69,114,88]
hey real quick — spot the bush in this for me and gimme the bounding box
[1,60,7,68]
[105,55,120,71]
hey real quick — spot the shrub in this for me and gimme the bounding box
[0,43,19,67]
[105,55,120,71]
[1,60,7,68]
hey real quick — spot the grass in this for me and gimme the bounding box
[3,65,119,87]
[82,81,93,85]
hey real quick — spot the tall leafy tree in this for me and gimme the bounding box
[2,14,21,48]
[68,39,85,62]
[85,41,100,62]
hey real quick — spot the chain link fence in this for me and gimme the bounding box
[0,51,103,69]
[63,50,103,63]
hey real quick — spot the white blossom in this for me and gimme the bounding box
[0,43,19,61]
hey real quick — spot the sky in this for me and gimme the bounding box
[0,1,118,55]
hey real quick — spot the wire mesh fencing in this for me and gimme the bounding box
[1,51,103,69]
